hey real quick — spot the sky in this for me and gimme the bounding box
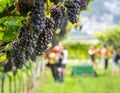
[81,0,120,35]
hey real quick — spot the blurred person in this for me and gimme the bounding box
[62,46,68,76]
[112,48,120,75]
[56,44,64,82]
[88,45,97,70]
[101,44,109,73]
[48,50,59,82]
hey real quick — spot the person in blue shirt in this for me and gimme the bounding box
[112,48,120,75]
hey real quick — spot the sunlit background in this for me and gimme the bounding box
[0,0,120,93]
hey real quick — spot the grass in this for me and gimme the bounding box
[37,64,120,93]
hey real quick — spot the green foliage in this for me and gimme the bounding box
[0,53,6,62]
[0,17,23,42]
[64,41,102,59]
[0,0,15,12]
[94,25,120,48]
[0,0,25,42]
[64,42,90,59]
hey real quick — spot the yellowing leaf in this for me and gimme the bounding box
[0,53,6,63]
[0,31,4,40]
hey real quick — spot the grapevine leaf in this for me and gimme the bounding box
[0,31,4,40]
[0,53,6,63]
[2,25,18,42]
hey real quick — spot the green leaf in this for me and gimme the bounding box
[2,25,18,42]
[0,53,6,63]
[0,16,24,42]
[0,0,15,12]
[0,31,4,40]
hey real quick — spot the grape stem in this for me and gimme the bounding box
[0,48,5,54]
[46,1,64,13]
[0,5,27,19]
[0,62,7,67]
[56,2,63,8]
[0,42,9,48]
[46,3,54,13]
[47,0,49,14]
[0,42,11,54]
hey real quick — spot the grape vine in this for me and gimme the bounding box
[1,0,90,72]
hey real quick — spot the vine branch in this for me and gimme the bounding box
[0,42,10,53]
[0,61,7,67]
[0,5,15,19]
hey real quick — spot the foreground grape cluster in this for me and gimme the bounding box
[4,0,89,72]
[35,17,55,55]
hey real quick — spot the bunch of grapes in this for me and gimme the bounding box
[4,51,13,72]
[59,24,67,38]
[64,0,81,24]
[47,7,66,49]
[4,0,46,70]
[30,0,46,34]
[35,17,55,55]
[4,61,13,72]
[50,7,63,29]
[52,34,59,46]
[10,26,35,68]
[58,14,68,38]
[17,3,31,15]
[16,0,36,15]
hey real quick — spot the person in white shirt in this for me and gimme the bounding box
[62,47,68,75]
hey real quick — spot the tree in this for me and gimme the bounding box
[94,25,120,48]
